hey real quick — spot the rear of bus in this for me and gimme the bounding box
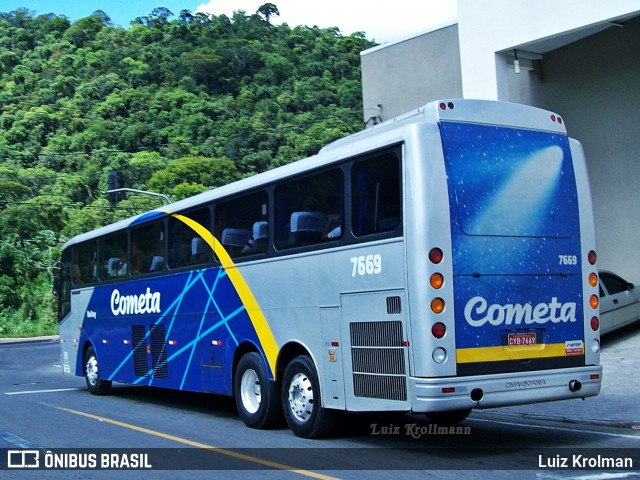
[408,100,602,414]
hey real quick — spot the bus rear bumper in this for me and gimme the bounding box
[409,365,602,413]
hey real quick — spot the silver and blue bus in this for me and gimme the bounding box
[58,99,602,438]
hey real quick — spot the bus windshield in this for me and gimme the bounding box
[440,122,579,238]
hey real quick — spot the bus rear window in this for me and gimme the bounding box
[440,122,579,238]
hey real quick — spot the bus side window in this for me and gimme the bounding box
[168,207,212,269]
[58,248,72,321]
[74,241,98,285]
[131,221,165,276]
[99,233,129,280]
[352,152,401,237]
[215,191,269,259]
[274,169,343,249]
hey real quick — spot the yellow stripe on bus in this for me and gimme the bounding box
[171,213,279,379]
[456,343,581,364]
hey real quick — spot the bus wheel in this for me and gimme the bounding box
[84,346,111,395]
[425,408,471,425]
[234,352,281,429]
[282,355,337,438]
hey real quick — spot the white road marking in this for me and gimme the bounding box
[0,428,41,448]
[471,417,640,440]
[4,388,83,395]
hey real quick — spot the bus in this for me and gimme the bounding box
[58,99,602,438]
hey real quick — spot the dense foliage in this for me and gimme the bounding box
[0,6,374,335]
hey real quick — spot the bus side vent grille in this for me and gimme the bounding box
[353,374,407,401]
[386,296,401,315]
[350,320,403,347]
[131,325,148,378]
[352,348,405,375]
[149,324,169,379]
[350,321,406,401]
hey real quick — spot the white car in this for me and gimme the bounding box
[599,270,640,335]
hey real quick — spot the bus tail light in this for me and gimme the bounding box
[431,322,446,339]
[588,250,597,265]
[589,273,598,287]
[430,273,444,289]
[429,248,443,264]
[590,316,599,331]
[589,295,599,309]
[431,298,445,314]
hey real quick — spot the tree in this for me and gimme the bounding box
[147,156,242,197]
[0,7,375,335]
[62,15,105,47]
[181,51,223,90]
[126,151,169,187]
[0,180,29,208]
[257,3,280,24]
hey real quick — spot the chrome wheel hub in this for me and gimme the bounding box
[240,368,261,414]
[85,356,98,387]
[287,372,314,422]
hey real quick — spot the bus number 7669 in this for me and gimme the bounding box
[351,254,382,277]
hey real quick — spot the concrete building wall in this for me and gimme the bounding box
[457,0,640,100]
[519,18,640,281]
[360,24,462,123]
[359,1,640,282]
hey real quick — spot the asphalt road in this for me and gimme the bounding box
[1,325,639,479]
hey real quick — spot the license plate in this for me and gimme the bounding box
[507,332,537,346]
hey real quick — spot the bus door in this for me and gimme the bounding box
[65,287,96,375]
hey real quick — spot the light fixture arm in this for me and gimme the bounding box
[105,188,171,205]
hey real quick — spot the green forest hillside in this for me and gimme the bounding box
[0,6,374,336]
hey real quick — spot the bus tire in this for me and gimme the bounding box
[425,408,471,425]
[84,346,111,395]
[281,355,337,438]
[234,352,281,429]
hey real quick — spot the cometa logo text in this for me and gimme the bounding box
[464,296,576,327]
[111,288,161,316]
